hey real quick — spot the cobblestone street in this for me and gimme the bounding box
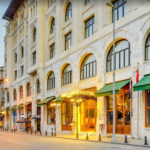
[0,132,148,150]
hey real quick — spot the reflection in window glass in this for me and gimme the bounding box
[81,54,96,80]
[108,112,113,125]
[147,109,150,125]
[125,110,130,125]
[65,32,71,50]
[85,0,91,5]
[62,64,72,86]
[108,96,113,110]
[116,53,119,70]
[120,51,124,68]
[65,3,72,21]
[118,6,123,19]
[85,16,94,38]
[106,40,130,72]
[125,50,129,67]
[146,34,150,61]
[113,0,127,21]
[47,72,55,90]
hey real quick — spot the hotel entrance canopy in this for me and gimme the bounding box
[95,79,130,97]
[37,96,55,106]
[133,75,150,91]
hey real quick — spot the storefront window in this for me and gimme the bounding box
[107,96,113,110]
[107,96,113,125]
[146,90,150,126]
[124,94,130,109]
[47,102,56,124]
[108,112,113,125]
[19,109,24,129]
[116,95,123,125]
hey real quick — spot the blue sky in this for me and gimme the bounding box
[0,0,11,67]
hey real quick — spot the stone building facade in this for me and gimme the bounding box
[2,0,150,139]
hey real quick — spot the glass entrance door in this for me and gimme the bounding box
[62,102,73,131]
[116,95,123,134]
[107,94,131,134]
[81,99,96,132]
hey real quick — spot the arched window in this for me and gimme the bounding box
[106,40,130,72]
[37,80,40,93]
[14,89,17,101]
[146,34,150,61]
[7,92,9,102]
[62,64,72,86]
[50,18,55,34]
[27,83,31,96]
[21,47,24,58]
[65,3,72,21]
[80,54,96,80]
[20,86,23,99]
[47,72,55,90]
[15,53,17,63]
[33,28,36,42]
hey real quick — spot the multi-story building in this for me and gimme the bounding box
[2,0,150,138]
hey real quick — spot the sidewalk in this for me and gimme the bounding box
[1,130,150,148]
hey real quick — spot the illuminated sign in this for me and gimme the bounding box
[61,90,94,98]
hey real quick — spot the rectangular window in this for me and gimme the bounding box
[33,52,36,65]
[85,0,91,5]
[15,71,17,80]
[22,49,24,58]
[65,32,71,50]
[47,102,56,124]
[15,54,17,63]
[21,66,24,76]
[50,44,55,59]
[113,0,127,21]
[85,16,94,39]
[14,92,17,101]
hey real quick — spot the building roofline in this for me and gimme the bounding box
[2,0,24,21]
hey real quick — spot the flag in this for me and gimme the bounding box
[136,69,139,83]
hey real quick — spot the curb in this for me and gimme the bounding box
[1,131,150,148]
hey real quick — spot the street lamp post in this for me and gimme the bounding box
[106,2,116,142]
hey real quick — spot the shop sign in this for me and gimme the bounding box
[61,90,94,98]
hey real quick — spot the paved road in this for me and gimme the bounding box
[0,132,148,150]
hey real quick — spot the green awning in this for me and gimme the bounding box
[95,79,130,97]
[6,107,10,111]
[23,102,31,107]
[38,96,55,106]
[17,104,24,110]
[11,105,17,111]
[54,96,62,103]
[133,75,150,91]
